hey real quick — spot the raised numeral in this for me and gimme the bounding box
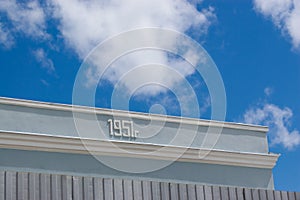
[108,119,138,138]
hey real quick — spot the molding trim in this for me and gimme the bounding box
[0,130,279,169]
[0,97,268,133]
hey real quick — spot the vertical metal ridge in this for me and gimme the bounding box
[0,170,299,200]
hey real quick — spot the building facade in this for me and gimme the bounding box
[0,97,296,199]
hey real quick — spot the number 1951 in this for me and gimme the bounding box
[107,119,138,138]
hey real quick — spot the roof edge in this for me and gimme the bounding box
[0,96,268,133]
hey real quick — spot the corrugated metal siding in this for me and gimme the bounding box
[0,171,299,200]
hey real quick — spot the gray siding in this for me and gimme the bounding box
[0,171,298,200]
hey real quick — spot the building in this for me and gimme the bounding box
[0,97,299,199]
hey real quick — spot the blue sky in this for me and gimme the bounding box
[1,0,300,191]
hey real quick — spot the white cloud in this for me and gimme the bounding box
[286,0,300,47]
[40,79,50,86]
[50,0,215,58]
[1,0,215,116]
[0,0,48,39]
[243,103,300,150]
[33,48,55,74]
[91,50,196,95]
[254,0,300,49]
[264,87,274,97]
[200,95,211,114]
[0,22,13,48]
[50,0,215,96]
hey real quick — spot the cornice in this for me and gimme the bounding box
[0,130,279,169]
